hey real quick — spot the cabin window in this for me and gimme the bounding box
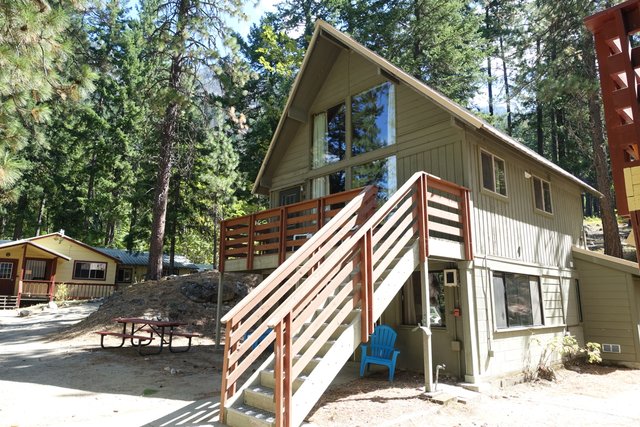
[117,268,132,283]
[73,261,107,280]
[24,259,48,280]
[351,156,397,200]
[279,186,302,206]
[480,150,507,196]
[312,103,346,168]
[351,82,396,156]
[311,170,346,198]
[0,262,14,279]
[533,176,553,213]
[492,272,543,329]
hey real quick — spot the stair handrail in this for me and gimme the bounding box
[264,171,472,426]
[219,184,378,419]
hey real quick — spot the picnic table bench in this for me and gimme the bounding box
[95,317,201,355]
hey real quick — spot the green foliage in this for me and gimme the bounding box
[54,283,69,303]
[526,334,602,382]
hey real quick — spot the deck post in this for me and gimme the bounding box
[419,259,433,392]
[215,272,224,350]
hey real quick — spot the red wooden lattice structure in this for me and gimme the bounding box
[585,0,640,262]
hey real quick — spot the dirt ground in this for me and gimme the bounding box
[1,287,640,426]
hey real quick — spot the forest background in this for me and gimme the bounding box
[0,0,625,278]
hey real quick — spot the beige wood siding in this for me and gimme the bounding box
[32,236,117,285]
[464,132,583,269]
[574,258,640,363]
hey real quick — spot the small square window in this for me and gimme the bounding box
[481,150,507,196]
[533,176,553,213]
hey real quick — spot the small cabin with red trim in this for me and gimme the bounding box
[0,232,118,307]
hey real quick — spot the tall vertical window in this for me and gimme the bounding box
[533,176,553,213]
[351,82,396,156]
[481,150,507,196]
[493,272,543,329]
[351,156,397,200]
[312,103,346,168]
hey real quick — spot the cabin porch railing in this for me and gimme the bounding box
[219,172,472,426]
[219,187,368,272]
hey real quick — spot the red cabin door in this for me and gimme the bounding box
[0,259,18,295]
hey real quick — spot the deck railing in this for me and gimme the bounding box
[219,188,368,272]
[219,173,472,426]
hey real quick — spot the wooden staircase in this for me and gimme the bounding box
[219,172,472,427]
[0,295,18,310]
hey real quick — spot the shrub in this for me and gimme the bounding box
[54,283,69,302]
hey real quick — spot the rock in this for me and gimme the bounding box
[18,310,30,317]
[180,280,244,303]
[47,301,58,311]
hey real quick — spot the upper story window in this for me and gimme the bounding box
[481,150,507,196]
[312,103,346,168]
[492,271,543,329]
[351,156,397,201]
[351,82,396,156]
[533,176,553,214]
[73,261,106,280]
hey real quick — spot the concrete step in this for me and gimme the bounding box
[226,404,275,427]
[243,385,275,412]
[294,355,324,375]
[299,337,336,356]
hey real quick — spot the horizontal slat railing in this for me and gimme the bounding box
[219,185,378,420]
[219,188,366,271]
[263,172,472,426]
[219,172,472,427]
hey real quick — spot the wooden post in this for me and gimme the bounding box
[215,272,224,350]
[219,317,232,423]
[460,189,473,260]
[274,320,284,426]
[48,258,58,302]
[419,259,433,392]
[360,231,374,340]
[247,216,255,270]
[279,207,287,265]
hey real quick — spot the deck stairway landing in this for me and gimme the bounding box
[219,172,472,427]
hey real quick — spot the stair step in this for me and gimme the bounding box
[299,337,336,355]
[244,385,275,412]
[226,404,275,427]
[294,355,323,375]
[260,369,308,391]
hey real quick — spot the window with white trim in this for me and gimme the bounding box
[533,176,553,213]
[493,271,543,329]
[0,262,13,279]
[73,261,106,280]
[351,82,396,156]
[481,150,507,196]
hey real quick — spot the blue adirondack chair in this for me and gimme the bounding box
[359,324,400,381]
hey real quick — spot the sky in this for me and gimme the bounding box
[231,0,280,38]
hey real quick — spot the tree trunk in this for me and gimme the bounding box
[147,0,189,280]
[35,196,46,236]
[535,38,544,156]
[12,194,28,240]
[485,5,494,116]
[168,175,181,275]
[584,34,622,258]
[499,34,512,135]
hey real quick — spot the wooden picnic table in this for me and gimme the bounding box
[95,317,200,355]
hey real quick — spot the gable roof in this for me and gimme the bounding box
[0,239,71,260]
[253,20,600,197]
[28,232,120,262]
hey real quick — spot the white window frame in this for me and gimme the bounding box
[532,176,553,214]
[480,149,507,197]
